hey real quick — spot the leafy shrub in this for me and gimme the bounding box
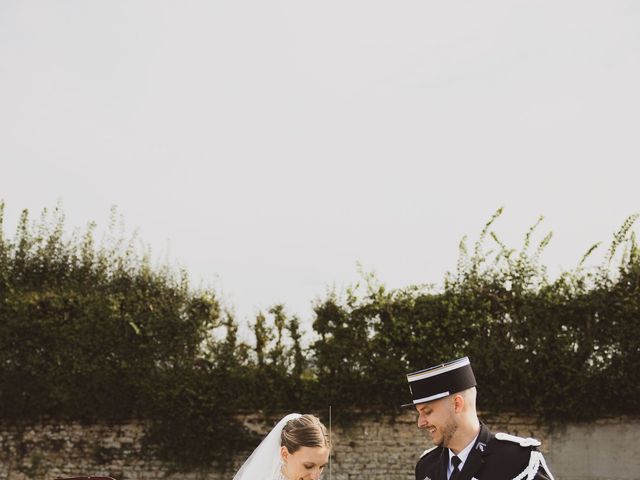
[311,209,640,420]
[1,201,638,468]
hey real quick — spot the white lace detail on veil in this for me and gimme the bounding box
[232,413,302,480]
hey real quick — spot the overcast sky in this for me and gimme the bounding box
[1,1,639,329]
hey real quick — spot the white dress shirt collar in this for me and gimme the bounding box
[447,433,479,479]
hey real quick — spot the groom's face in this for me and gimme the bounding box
[415,397,457,448]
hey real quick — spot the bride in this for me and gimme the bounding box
[233,413,331,480]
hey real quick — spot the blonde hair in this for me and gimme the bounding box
[281,414,330,453]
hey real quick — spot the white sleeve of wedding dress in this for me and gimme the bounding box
[233,413,302,480]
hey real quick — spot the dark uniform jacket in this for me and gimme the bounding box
[415,424,554,480]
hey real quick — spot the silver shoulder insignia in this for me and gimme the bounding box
[420,446,437,458]
[495,432,541,447]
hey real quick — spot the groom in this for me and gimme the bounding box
[404,357,555,480]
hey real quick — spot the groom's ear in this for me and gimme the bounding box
[453,393,465,413]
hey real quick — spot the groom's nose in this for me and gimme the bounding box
[417,413,426,428]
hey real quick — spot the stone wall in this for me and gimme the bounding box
[1,413,638,480]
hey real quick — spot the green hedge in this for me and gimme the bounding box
[1,203,639,467]
[312,210,640,418]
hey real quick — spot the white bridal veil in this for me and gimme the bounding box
[232,413,302,480]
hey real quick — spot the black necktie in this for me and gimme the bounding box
[450,455,462,480]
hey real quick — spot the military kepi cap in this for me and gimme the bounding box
[403,356,476,406]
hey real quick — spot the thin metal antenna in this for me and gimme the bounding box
[329,405,332,480]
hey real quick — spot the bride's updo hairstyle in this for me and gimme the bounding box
[281,414,330,453]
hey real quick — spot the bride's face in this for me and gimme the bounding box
[281,445,330,480]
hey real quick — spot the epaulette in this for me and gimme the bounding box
[495,432,541,448]
[509,450,555,480]
[420,446,438,458]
